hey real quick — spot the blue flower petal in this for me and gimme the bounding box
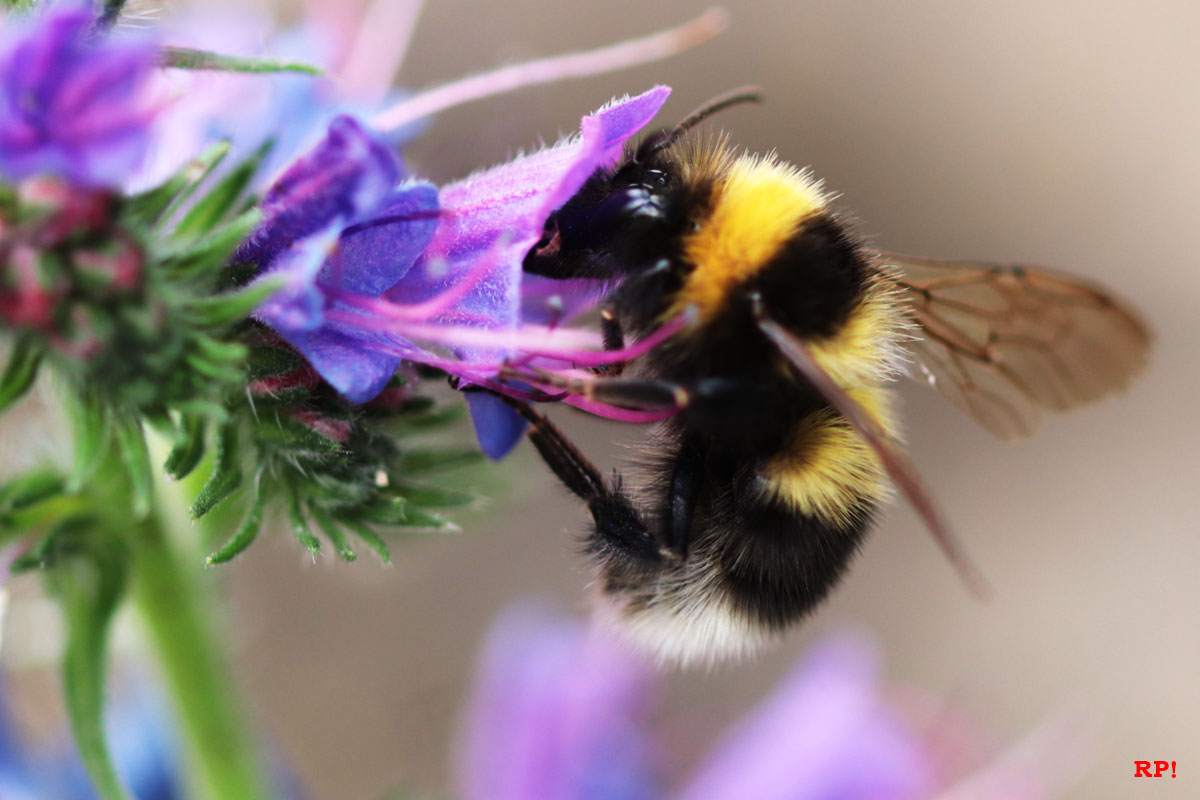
[320,181,439,296]
[236,114,401,269]
[465,393,528,460]
[275,326,403,404]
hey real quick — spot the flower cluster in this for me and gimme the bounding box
[242,86,676,457]
[459,607,1083,800]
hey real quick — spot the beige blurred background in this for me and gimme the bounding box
[8,0,1200,798]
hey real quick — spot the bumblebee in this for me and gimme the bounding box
[502,91,1150,664]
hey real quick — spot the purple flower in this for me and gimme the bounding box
[459,608,1085,800]
[252,88,671,456]
[240,114,439,403]
[458,605,658,800]
[0,3,158,188]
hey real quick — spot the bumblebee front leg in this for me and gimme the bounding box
[504,401,665,563]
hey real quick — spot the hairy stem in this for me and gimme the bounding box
[129,488,269,800]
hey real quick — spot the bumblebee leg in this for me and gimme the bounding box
[665,438,705,559]
[504,400,663,563]
[597,306,626,376]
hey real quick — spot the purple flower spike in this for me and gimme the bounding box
[459,605,657,800]
[675,634,931,800]
[0,3,158,188]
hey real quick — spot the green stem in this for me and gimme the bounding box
[129,506,270,800]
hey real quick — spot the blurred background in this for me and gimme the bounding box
[4,0,1198,798]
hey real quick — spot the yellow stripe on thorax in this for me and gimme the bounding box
[670,155,825,320]
[757,385,896,528]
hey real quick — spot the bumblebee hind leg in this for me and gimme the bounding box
[505,401,663,564]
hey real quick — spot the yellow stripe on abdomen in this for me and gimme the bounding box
[756,385,896,528]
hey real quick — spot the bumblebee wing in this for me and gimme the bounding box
[880,253,1151,439]
[751,297,989,599]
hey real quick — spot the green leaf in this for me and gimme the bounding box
[0,468,65,514]
[0,336,43,414]
[390,506,456,530]
[257,414,344,456]
[387,403,468,431]
[50,532,132,800]
[355,496,408,526]
[309,505,356,562]
[161,47,323,75]
[164,416,207,480]
[173,141,273,240]
[190,424,241,519]
[182,277,285,327]
[125,141,231,228]
[389,481,475,508]
[343,520,390,564]
[246,345,303,380]
[64,388,110,493]
[113,417,153,519]
[285,487,321,555]
[159,209,261,280]
[206,476,266,564]
[398,447,485,473]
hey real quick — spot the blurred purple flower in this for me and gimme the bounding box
[459,608,1085,800]
[251,88,670,456]
[458,605,658,800]
[0,3,158,188]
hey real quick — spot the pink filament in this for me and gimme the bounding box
[370,8,728,132]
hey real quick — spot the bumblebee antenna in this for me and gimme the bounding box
[645,86,764,157]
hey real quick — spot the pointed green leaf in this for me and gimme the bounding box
[113,417,153,519]
[398,447,485,473]
[0,468,65,514]
[257,414,344,455]
[51,532,132,800]
[161,47,323,75]
[246,345,303,380]
[387,403,468,431]
[164,416,207,481]
[391,506,455,530]
[285,487,321,555]
[0,336,43,415]
[389,481,475,508]
[343,520,390,564]
[206,476,266,564]
[159,209,261,280]
[182,277,285,327]
[355,496,409,526]
[190,424,241,519]
[173,140,274,239]
[309,505,356,562]
[64,388,110,493]
[125,141,231,227]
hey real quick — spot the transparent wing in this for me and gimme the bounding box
[881,253,1151,439]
